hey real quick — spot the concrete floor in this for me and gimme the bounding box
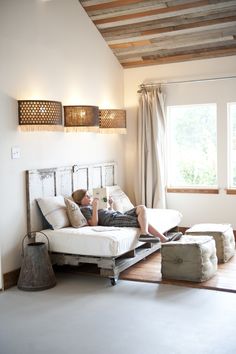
[0,272,236,354]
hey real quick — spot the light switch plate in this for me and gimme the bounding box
[11,146,21,159]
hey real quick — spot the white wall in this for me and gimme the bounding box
[124,56,236,229]
[0,0,124,277]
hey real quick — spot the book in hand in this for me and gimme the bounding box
[93,187,109,209]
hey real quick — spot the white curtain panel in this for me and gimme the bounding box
[0,248,2,290]
[136,87,166,209]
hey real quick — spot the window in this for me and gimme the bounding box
[167,104,217,188]
[228,102,236,188]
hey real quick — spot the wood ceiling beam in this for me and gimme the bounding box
[144,41,236,60]
[93,0,221,25]
[83,0,143,12]
[108,16,236,47]
[100,9,236,37]
[121,46,236,68]
[85,1,235,22]
[142,15,236,37]
[117,38,236,60]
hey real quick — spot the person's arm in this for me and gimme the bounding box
[87,198,99,226]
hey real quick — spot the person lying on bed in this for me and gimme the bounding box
[72,189,182,244]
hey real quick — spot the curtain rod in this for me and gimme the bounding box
[139,75,236,88]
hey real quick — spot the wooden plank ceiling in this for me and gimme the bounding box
[79,0,236,68]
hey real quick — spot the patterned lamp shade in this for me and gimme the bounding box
[99,109,127,134]
[64,106,99,132]
[18,100,63,131]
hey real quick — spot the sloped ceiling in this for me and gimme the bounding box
[79,0,236,68]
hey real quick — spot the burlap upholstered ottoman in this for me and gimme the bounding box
[161,236,217,282]
[186,223,235,263]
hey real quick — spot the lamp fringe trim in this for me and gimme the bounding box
[64,126,99,132]
[99,128,127,134]
[18,125,63,132]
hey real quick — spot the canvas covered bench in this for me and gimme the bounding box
[185,223,235,263]
[161,235,217,282]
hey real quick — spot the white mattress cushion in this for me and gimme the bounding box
[147,208,183,232]
[43,226,141,257]
[42,208,182,257]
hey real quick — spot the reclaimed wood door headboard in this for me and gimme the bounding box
[26,162,117,233]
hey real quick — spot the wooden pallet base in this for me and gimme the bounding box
[51,242,161,285]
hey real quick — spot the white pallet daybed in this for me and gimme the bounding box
[26,162,182,285]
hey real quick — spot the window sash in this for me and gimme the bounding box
[167,103,217,188]
[228,102,236,188]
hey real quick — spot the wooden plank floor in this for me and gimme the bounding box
[120,249,236,293]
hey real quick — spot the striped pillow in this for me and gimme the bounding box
[37,196,70,230]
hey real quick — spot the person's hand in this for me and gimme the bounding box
[108,196,114,209]
[92,198,99,208]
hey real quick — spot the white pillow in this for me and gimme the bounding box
[37,195,70,230]
[64,198,88,228]
[108,185,134,213]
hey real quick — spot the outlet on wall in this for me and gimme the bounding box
[11,146,21,159]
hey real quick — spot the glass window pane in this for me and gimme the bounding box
[167,104,217,187]
[228,103,236,188]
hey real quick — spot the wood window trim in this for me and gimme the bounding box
[226,189,236,195]
[167,188,219,194]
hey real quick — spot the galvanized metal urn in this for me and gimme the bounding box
[17,232,56,291]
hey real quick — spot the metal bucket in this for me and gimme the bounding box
[17,232,56,291]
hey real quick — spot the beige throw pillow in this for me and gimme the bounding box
[65,198,88,228]
[37,195,70,230]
